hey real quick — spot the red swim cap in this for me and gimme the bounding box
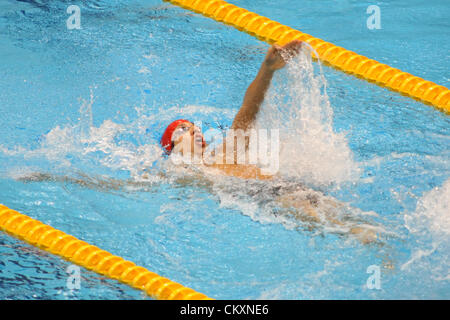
[160,119,192,154]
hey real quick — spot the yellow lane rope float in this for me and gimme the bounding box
[0,204,211,300]
[165,0,450,114]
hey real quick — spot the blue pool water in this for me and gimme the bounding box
[0,0,449,299]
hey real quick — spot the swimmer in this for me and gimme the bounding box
[160,40,303,179]
[159,40,379,244]
[18,40,380,244]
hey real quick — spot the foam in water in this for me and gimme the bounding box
[2,87,163,180]
[401,178,450,281]
[404,178,450,237]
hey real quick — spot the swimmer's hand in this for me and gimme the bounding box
[264,40,303,71]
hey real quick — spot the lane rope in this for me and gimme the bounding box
[0,204,211,300]
[165,0,450,114]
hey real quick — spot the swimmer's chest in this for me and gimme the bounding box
[209,163,273,180]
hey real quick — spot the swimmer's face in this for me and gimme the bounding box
[171,122,205,156]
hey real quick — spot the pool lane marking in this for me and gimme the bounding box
[0,204,211,300]
[165,0,449,114]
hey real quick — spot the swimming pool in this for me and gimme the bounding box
[0,0,449,299]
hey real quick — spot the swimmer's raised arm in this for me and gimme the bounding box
[231,40,303,131]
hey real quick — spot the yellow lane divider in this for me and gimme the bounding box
[165,0,450,114]
[0,204,211,300]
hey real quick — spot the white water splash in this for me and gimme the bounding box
[254,47,361,187]
[401,178,450,279]
[404,178,450,238]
